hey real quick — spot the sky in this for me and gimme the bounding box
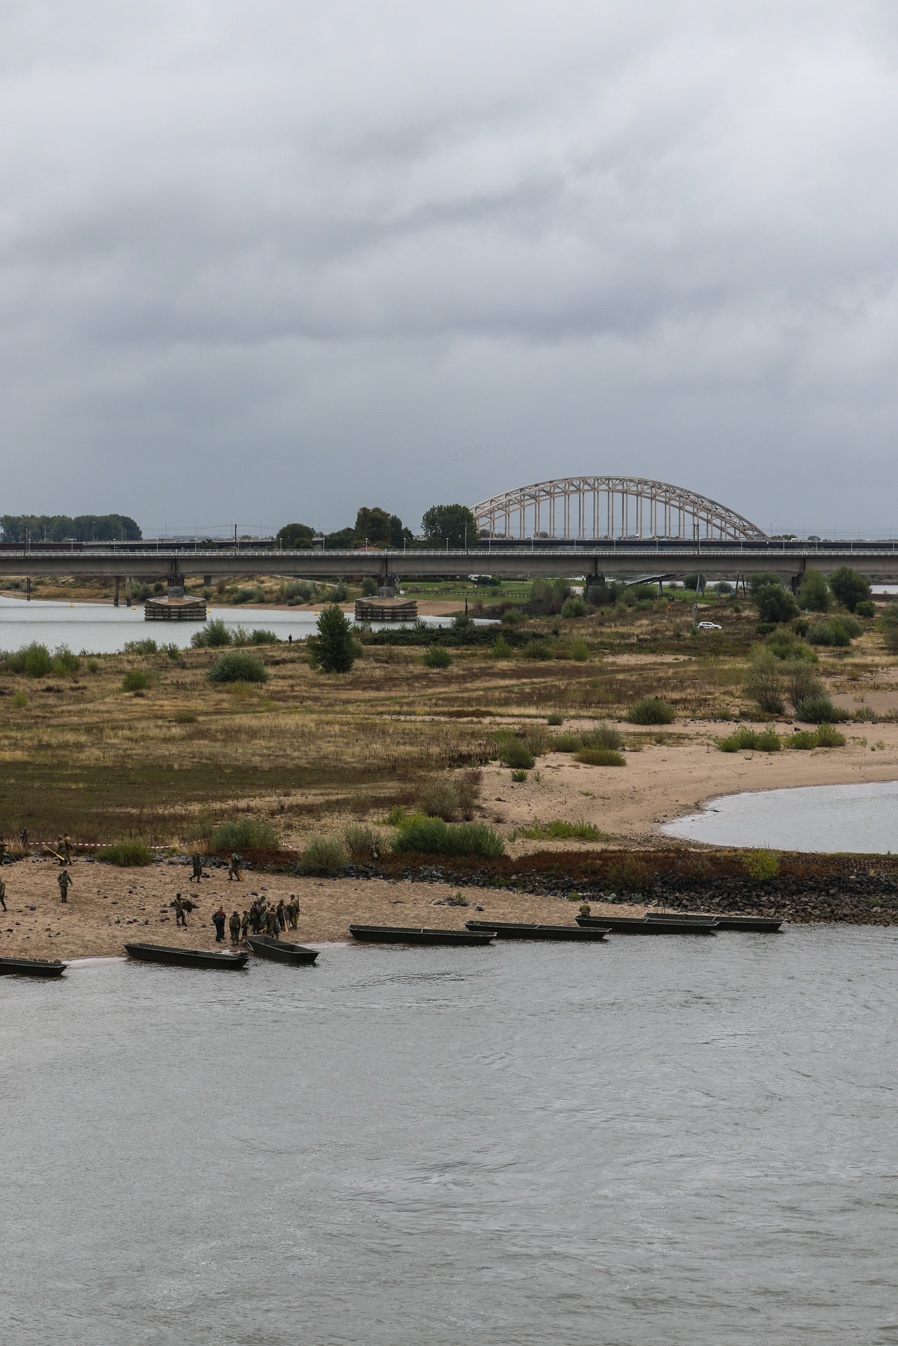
[2,0,898,538]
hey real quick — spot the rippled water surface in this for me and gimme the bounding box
[4,932,898,1345]
[664,779,898,853]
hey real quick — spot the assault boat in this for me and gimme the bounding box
[464,920,610,941]
[645,911,783,932]
[124,942,249,969]
[576,914,717,935]
[348,925,494,946]
[0,956,67,978]
[245,934,319,965]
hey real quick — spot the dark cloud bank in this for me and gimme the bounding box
[2,0,898,535]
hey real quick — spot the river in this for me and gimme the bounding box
[3,931,897,1345]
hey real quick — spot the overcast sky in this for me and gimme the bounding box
[2,1,898,536]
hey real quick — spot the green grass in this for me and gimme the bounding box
[207,650,270,684]
[296,835,350,875]
[514,819,609,841]
[208,817,280,852]
[122,668,154,692]
[626,697,676,725]
[100,839,154,866]
[718,727,782,753]
[575,748,626,766]
[392,816,505,857]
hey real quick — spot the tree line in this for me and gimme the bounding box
[0,514,142,542]
[276,504,477,551]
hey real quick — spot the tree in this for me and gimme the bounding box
[828,566,871,613]
[306,604,358,673]
[421,504,478,549]
[744,650,785,715]
[354,507,393,547]
[798,568,830,612]
[752,578,799,624]
[276,522,315,549]
[324,527,357,549]
[0,513,141,541]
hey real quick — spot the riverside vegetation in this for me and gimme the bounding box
[0,573,895,863]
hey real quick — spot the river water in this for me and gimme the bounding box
[664,779,898,854]
[4,932,898,1346]
[0,597,453,653]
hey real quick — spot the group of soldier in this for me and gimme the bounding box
[209,895,301,944]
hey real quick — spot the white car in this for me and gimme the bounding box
[697,621,722,630]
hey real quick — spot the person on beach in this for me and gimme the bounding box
[212,906,226,942]
[0,877,6,912]
[276,899,286,930]
[228,852,242,881]
[288,896,299,930]
[229,911,241,944]
[190,854,204,883]
[240,910,249,941]
[265,907,279,938]
[19,828,27,850]
[174,894,186,927]
[57,869,73,903]
[62,834,73,864]
[578,902,591,917]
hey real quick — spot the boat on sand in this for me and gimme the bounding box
[0,956,67,978]
[124,942,249,969]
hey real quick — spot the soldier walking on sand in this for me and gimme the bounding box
[190,853,204,883]
[229,910,241,944]
[228,852,242,881]
[174,894,187,927]
[57,869,73,903]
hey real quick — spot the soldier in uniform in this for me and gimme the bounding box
[578,901,591,917]
[212,906,226,942]
[190,853,204,883]
[228,852,243,881]
[62,834,73,864]
[0,877,6,912]
[276,899,286,930]
[174,894,187,927]
[240,910,250,941]
[288,896,300,930]
[58,869,73,903]
[229,910,241,944]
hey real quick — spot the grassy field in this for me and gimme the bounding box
[0,596,889,846]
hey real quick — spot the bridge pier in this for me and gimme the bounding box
[125,577,132,606]
[377,573,398,598]
[584,575,605,605]
[113,576,120,607]
[25,576,31,602]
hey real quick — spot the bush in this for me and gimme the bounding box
[829,566,871,613]
[306,605,358,673]
[754,581,800,624]
[552,733,582,753]
[418,771,480,821]
[516,819,605,840]
[343,825,382,858]
[566,637,590,661]
[580,721,624,751]
[718,727,781,753]
[392,817,505,857]
[4,642,52,677]
[794,694,845,724]
[814,722,846,747]
[498,738,535,770]
[209,818,280,852]
[744,650,785,715]
[123,638,159,655]
[249,629,278,645]
[296,835,349,875]
[560,596,587,619]
[191,618,233,648]
[101,840,154,867]
[547,712,564,726]
[785,725,846,749]
[423,645,452,668]
[523,639,555,660]
[798,568,830,612]
[783,660,824,712]
[743,849,780,881]
[490,635,514,659]
[605,856,650,891]
[807,619,853,647]
[122,668,153,692]
[51,646,80,675]
[766,629,816,662]
[207,650,270,684]
[855,600,876,618]
[575,747,626,766]
[360,577,378,597]
[626,698,675,725]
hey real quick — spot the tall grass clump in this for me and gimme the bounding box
[122,668,153,692]
[626,697,675,725]
[343,825,382,859]
[296,835,350,875]
[786,725,846,749]
[581,722,624,751]
[207,650,270,684]
[794,694,845,724]
[4,642,52,677]
[552,733,582,753]
[717,727,781,752]
[392,817,505,857]
[249,629,278,645]
[191,619,233,648]
[515,819,607,841]
[497,738,535,770]
[417,770,481,821]
[575,747,626,766]
[123,638,159,655]
[743,849,780,881]
[423,644,452,668]
[100,839,154,866]
[209,818,280,852]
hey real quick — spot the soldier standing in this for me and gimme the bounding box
[0,877,6,912]
[228,911,241,944]
[288,896,300,930]
[62,834,73,864]
[57,869,73,903]
[212,906,226,942]
[190,854,204,883]
[174,894,187,927]
[240,910,250,941]
[19,827,28,850]
[276,899,286,930]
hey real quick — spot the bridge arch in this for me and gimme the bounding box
[471,476,766,542]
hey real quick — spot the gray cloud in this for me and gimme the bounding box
[1,1,898,534]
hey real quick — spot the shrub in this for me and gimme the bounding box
[829,566,871,613]
[718,727,781,753]
[547,712,564,726]
[855,600,876,619]
[101,840,154,867]
[794,694,845,723]
[12,690,27,708]
[798,568,830,612]
[296,835,350,875]
[510,769,528,782]
[516,819,605,840]
[626,697,675,725]
[306,604,358,673]
[561,596,587,619]
[786,730,820,750]
[523,639,554,660]
[498,738,535,770]
[207,650,269,684]
[566,637,590,662]
[343,825,382,858]
[123,638,158,655]
[552,733,582,752]
[418,771,480,821]
[581,722,623,751]
[490,635,514,659]
[783,660,824,712]
[249,629,278,645]
[743,849,780,881]
[744,650,785,715]
[766,629,816,662]
[191,618,233,648]
[392,817,505,857]
[360,577,378,597]
[423,645,452,668]
[209,818,280,852]
[814,722,846,747]
[122,668,153,692]
[51,646,80,675]
[807,619,851,647]
[606,856,650,891]
[576,747,626,766]
[4,642,52,677]
[754,581,800,624]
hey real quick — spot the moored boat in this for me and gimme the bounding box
[464,920,610,941]
[245,934,319,965]
[576,914,717,935]
[645,910,782,932]
[0,956,67,978]
[348,925,494,946]
[124,942,249,969]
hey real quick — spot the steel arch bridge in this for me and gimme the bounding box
[471,476,767,542]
